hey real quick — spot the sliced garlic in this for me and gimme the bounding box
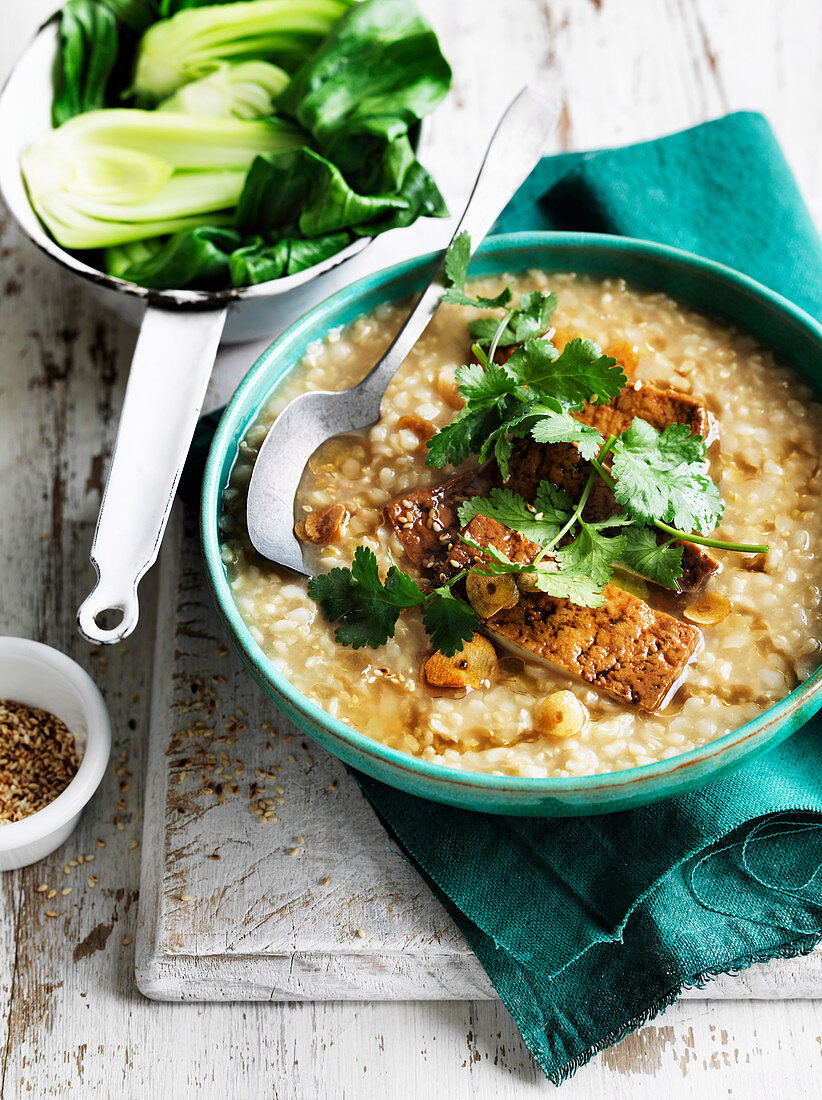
[424,634,498,689]
[684,592,733,626]
[465,571,519,618]
[295,503,347,546]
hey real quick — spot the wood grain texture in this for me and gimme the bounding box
[2,0,822,1096]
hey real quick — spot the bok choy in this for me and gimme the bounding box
[156,60,289,118]
[132,0,355,102]
[22,110,302,247]
[26,0,452,290]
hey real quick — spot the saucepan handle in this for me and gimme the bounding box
[77,305,228,645]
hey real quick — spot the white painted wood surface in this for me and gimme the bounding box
[2,1,822,1096]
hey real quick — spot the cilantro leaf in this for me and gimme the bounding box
[528,561,607,608]
[421,588,479,656]
[426,405,500,468]
[618,527,684,590]
[307,565,400,649]
[531,409,605,460]
[383,565,427,608]
[443,230,470,290]
[468,290,558,347]
[511,291,558,343]
[455,359,518,407]
[505,337,625,408]
[308,545,479,655]
[611,418,724,534]
[555,521,627,587]
[458,485,572,545]
[442,231,512,309]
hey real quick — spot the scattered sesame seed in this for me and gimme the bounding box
[36,884,48,893]
[322,877,330,886]
[122,937,132,946]
[129,839,139,850]
[296,836,305,845]
[355,928,366,939]
[96,839,106,848]
[45,910,58,918]
[61,887,72,896]
[87,876,99,887]
[47,889,57,899]
[289,848,300,857]
[180,894,194,902]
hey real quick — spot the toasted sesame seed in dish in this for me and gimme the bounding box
[0,700,80,823]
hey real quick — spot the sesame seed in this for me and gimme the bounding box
[47,889,57,899]
[61,887,72,896]
[87,876,98,887]
[45,910,58,918]
[355,928,366,939]
[129,839,139,850]
[36,884,48,893]
[322,877,330,886]
[180,894,194,903]
[122,937,132,946]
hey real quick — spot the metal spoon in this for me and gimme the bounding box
[247,86,560,573]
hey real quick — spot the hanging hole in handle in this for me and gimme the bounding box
[78,587,140,646]
[93,607,125,632]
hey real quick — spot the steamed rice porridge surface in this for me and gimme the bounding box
[221,272,822,777]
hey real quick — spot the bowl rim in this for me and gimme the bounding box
[201,229,822,796]
[0,636,111,849]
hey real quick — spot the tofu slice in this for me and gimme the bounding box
[384,470,493,579]
[461,516,703,711]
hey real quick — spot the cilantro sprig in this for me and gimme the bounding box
[307,547,478,657]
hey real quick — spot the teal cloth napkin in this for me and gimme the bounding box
[186,112,822,1082]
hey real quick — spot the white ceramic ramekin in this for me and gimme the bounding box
[0,637,111,869]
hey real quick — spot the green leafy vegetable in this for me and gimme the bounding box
[458,484,573,545]
[157,60,289,118]
[308,547,478,655]
[53,0,119,126]
[278,0,451,200]
[506,337,624,408]
[21,109,302,248]
[421,588,480,656]
[530,409,605,460]
[618,527,684,590]
[469,290,558,347]
[105,226,241,287]
[132,0,354,103]
[555,520,628,587]
[441,231,512,308]
[235,147,407,237]
[611,418,724,534]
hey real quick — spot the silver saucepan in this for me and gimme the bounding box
[0,15,376,646]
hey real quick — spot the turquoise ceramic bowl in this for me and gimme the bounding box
[202,231,822,816]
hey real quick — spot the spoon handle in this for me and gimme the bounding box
[354,86,560,411]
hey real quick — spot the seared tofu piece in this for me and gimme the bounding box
[384,470,493,577]
[502,383,721,592]
[576,381,717,443]
[461,516,702,711]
